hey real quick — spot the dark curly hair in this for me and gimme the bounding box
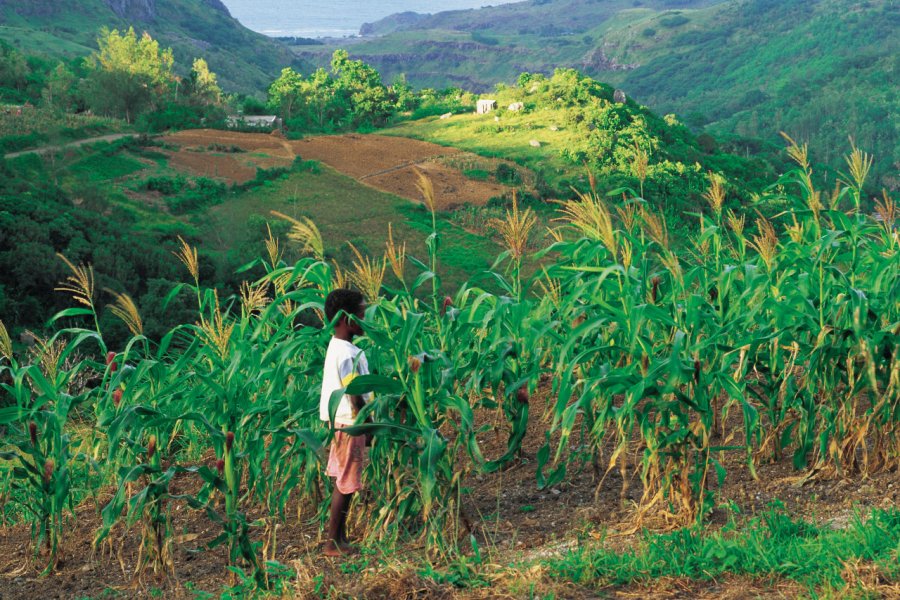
[324,288,364,323]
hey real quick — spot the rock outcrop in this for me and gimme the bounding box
[104,0,156,21]
[102,0,229,22]
[202,0,231,17]
[580,47,639,72]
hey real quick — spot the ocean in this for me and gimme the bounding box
[220,0,517,39]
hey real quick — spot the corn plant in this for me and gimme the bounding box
[0,330,99,573]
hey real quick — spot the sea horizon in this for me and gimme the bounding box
[221,0,519,38]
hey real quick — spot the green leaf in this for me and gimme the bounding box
[47,307,94,325]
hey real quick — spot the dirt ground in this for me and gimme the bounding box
[1,382,897,599]
[159,130,511,208]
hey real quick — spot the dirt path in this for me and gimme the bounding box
[161,129,510,208]
[3,133,139,159]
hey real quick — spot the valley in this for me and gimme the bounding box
[0,2,898,598]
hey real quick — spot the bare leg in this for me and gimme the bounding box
[324,489,352,556]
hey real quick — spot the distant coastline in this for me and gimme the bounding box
[221,0,519,38]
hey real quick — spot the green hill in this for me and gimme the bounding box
[0,0,305,94]
[298,0,898,187]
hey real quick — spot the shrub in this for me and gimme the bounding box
[495,163,522,185]
[660,15,690,28]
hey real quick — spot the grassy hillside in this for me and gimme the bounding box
[602,0,899,185]
[0,0,305,94]
[300,0,898,188]
[0,135,499,338]
[301,0,724,92]
[386,68,777,217]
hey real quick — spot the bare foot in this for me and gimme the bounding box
[322,541,344,557]
[338,541,358,554]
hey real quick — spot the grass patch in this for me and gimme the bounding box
[68,151,145,181]
[202,164,498,291]
[546,504,900,595]
[386,107,587,195]
[462,168,491,181]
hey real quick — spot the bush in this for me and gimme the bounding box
[660,15,690,28]
[697,133,719,154]
[463,168,491,181]
[292,157,321,174]
[495,163,522,185]
[136,103,227,133]
[165,177,226,213]
[206,144,245,153]
[242,96,269,116]
[142,176,186,196]
[0,132,48,154]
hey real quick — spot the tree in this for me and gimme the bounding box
[0,42,29,95]
[84,28,176,122]
[42,63,76,110]
[390,74,416,112]
[297,68,335,130]
[267,67,304,120]
[330,50,393,127]
[187,58,222,106]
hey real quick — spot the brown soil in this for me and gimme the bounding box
[293,133,508,209]
[2,384,896,598]
[163,129,295,159]
[163,148,261,184]
[158,130,510,207]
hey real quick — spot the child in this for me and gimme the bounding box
[319,288,370,557]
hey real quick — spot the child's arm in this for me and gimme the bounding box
[349,394,366,416]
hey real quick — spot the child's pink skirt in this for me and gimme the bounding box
[326,425,365,494]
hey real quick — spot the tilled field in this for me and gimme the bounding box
[160,130,510,208]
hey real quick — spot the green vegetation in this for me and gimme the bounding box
[82,27,226,128]
[550,504,900,594]
[0,3,898,594]
[0,104,122,153]
[0,0,303,94]
[0,138,896,594]
[267,50,414,131]
[304,0,898,189]
[0,146,191,341]
[387,68,776,213]
[0,28,227,153]
[0,136,497,341]
[200,164,498,283]
[606,0,900,188]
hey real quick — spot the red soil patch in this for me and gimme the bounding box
[159,130,510,207]
[163,129,295,159]
[290,133,452,178]
[292,134,508,208]
[163,149,258,183]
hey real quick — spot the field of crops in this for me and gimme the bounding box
[0,139,898,596]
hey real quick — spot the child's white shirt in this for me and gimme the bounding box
[319,337,370,425]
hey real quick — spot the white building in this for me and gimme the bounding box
[476,99,497,115]
[226,115,283,130]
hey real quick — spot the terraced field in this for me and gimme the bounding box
[162,129,514,208]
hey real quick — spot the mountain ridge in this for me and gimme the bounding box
[0,0,304,95]
[298,0,898,187]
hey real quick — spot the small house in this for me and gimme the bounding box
[226,115,283,130]
[476,99,497,115]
